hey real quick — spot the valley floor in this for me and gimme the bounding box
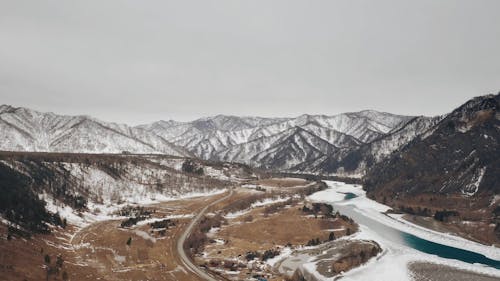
[1,178,499,281]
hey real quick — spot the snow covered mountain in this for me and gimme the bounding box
[137,111,430,176]
[0,104,439,177]
[298,115,444,177]
[0,105,190,156]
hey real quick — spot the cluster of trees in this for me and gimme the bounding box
[0,162,66,235]
[245,251,260,261]
[149,219,176,229]
[118,206,154,228]
[120,216,147,228]
[399,205,432,216]
[199,214,226,233]
[306,238,321,246]
[494,206,500,218]
[243,248,282,262]
[19,159,88,210]
[184,214,226,256]
[494,206,500,239]
[115,205,153,217]
[433,210,460,222]
[181,160,204,175]
[305,232,336,247]
[261,249,280,261]
[149,219,176,236]
[0,152,232,238]
[301,203,334,217]
[43,253,68,281]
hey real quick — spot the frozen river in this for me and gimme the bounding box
[307,181,500,280]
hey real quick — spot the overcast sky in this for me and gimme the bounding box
[1,1,499,124]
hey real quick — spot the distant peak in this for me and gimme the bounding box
[0,104,17,113]
[349,109,392,116]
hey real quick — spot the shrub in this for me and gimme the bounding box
[261,249,280,261]
[328,232,336,241]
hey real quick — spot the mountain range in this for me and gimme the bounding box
[1,93,499,244]
[0,105,441,177]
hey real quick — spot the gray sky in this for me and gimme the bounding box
[1,0,499,124]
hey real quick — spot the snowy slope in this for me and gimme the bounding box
[0,104,433,177]
[0,105,190,156]
[136,111,419,176]
[0,153,247,228]
[296,115,444,176]
[365,93,500,197]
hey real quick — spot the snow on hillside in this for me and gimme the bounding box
[0,154,233,228]
[0,104,435,177]
[0,105,190,156]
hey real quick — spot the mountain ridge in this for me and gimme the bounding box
[0,103,441,177]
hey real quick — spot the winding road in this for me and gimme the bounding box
[176,188,234,281]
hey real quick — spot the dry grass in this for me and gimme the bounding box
[0,194,228,281]
[201,199,357,280]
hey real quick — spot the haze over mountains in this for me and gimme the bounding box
[0,103,443,177]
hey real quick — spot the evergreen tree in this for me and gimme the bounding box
[329,232,336,241]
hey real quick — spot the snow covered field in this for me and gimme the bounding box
[306,181,500,281]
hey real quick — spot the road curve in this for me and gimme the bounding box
[176,188,234,281]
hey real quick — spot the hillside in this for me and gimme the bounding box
[0,152,252,236]
[0,105,190,156]
[364,93,500,243]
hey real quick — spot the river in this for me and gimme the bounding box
[329,191,500,270]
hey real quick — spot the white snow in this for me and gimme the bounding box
[266,247,293,267]
[135,214,194,226]
[41,194,88,227]
[251,197,290,208]
[309,182,390,213]
[114,254,126,263]
[133,230,156,243]
[223,196,292,219]
[462,166,486,196]
[224,209,251,219]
